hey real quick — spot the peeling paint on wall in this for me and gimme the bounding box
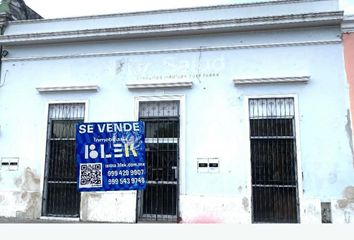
[14,167,40,192]
[337,186,354,209]
[338,200,348,209]
[345,110,354,168]
[347,186,354,199]
[15,192,41,219]
[25,192,41,218]
[11,167,41,219]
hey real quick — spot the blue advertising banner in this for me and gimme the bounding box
[76,121,146,192]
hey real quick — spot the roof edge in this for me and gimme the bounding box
[8,0,329,25]
[0,11,343,45]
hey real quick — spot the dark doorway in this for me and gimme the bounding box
[137,101,180,222]
[249,98,300,223]
[42,103,85,217]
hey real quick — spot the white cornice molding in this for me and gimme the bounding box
[126,81,193,89]
[36,85,100,93]
[8,0,325,25]
[234,76,310,85]
[342,15,354,33]
[0,11,343,45]
[2,39,341,62]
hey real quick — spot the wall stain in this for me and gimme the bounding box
[12,167,41,219]
[238,186,243,193]
[344,186,354,200]
[14,177,22,188]
[14,167,40,192]
[16,192,41,219]
[345,110,354,168]
[21,192,28,200]
[14,192,23,204]
[0,195,4,204]
[337,186,354,209]
[242,197,249,212]
[24,192,41,219]
[116,60,125,75]
[186,216,222,224]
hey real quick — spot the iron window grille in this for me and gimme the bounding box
[137,101,180,223]
[249,98,300,223]
[42,103,85,217]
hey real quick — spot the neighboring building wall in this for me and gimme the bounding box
[341,15,354,224]
[0,0,41,21]
[343,16,354,138]
[0,0,353,223]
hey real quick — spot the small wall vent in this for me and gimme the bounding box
[1,157,19,171]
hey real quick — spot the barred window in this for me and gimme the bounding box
[137,101,180,222]
[42,103,85,217]
[249,98,299,223]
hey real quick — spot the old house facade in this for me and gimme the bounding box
[0,0,353,223]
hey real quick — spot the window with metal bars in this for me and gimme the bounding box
[42,103,85,217]
[249,98,299,223]
[137,101,180,222]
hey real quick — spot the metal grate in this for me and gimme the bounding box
[42,103,85,217]
[137,101,180,222]
[321,202,332,223]
[249,98,299,223]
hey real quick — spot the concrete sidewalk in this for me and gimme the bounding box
[0,217,82,223]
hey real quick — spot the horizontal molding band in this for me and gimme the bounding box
[126,81,193,89]
[36,85,100,92]
[234,76,310,85]
[3,39,341,62]
[342,27,354,33]
[0,11,343,45]
[342,16,354,33]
